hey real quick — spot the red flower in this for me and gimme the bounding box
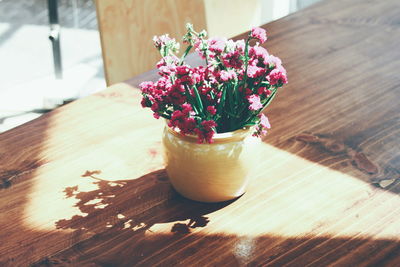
[206,106,217,115]
[169,109,196,135]
[193,66,207,84]
[257,87,271,97]
[140,97,150,108]
[268,67,288,86]
[182,103,193,114]
[195,120,217,143]
[202,120,217,130]
[175,65,191,76]
[239,86,253,96]
[222,51,243,69]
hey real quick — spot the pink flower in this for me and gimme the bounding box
[153,34,172,49]
[235,40,245,52]
[265,55,282,69]
[253,125,267,137]
[252,114,271,137]
[268,66,288,86]
[249,46,269,66]
[248,94,263,111]
[153,34,179,52]
[259,113,271,129]
[194,39,205,59]
[219,69,237,82]
[247,65,266,79]
[208,37,226,54]
[156,55,179,68]
[139,81,154,94]
[156,76,171,90]
[250,27,267,44]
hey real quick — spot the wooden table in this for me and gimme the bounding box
[1,0,400,265]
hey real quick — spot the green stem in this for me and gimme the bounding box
[243,38,250,87]
[261,88,278,112]
[179,45,192,65]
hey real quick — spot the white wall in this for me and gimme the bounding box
[260,0,298,24]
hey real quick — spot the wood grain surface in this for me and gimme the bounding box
[1,0,400,266]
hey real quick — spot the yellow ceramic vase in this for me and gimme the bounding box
[162,125,261,203]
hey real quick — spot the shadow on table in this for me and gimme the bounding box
[36,168,400,266]
[56,169,234,235]
[48,169,236,265]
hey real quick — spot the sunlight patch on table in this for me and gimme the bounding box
[147,143,400,241]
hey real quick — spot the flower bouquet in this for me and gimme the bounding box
[140,24,287,144]
[140,24,287,202]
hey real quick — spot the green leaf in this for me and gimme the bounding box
[184,85,199,114]
[193,85,204,115]
[233,82,240,106]
[227,83,234,113]
[217,86,227,117]
[223,109,239,118]
[214,56,226,70]
[241,115,259,127]
[160,113,171,120]
[210,90,216,100]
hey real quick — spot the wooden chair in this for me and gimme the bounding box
[95,0,262,85]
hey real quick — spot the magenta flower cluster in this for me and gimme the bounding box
[140,24,287,143]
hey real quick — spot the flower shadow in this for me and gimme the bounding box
[55,169,235,240]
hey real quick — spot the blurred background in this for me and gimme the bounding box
[0,0,320,132]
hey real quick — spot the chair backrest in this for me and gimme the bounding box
[95,0,262,85]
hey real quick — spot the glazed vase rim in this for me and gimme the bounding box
[165,123,253,144]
